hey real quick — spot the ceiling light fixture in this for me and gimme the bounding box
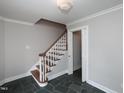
[57,0,73,13]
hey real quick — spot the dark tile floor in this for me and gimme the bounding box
[0,69,105,93]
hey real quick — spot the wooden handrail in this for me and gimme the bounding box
[39,30,67,56]
[35,18,66,28]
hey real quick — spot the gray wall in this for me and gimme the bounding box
[4,21,65,79]
[0,19,5,82]
[73,31,81,71]
[68,9,123,93]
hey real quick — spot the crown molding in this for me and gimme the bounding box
[0,17,34,26]
[67,4,123,26]
[0,4,122,26]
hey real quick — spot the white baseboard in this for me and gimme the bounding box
[73,65,81,71]
[48,70,68,81]
[0,72,31,85]
[87,80,118,93]
[0,70,67,86]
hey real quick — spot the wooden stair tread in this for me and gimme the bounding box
[31,70,40,83]
[31,70,48,83]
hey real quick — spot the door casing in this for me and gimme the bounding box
[67,25,88,82]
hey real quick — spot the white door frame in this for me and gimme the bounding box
[67,25,88,82]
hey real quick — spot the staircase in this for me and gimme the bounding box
[31,31,67,87]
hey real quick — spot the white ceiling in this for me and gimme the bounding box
[0,0,123,24]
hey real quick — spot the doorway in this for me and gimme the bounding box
[73,31,82,80]
[68,26,88,82]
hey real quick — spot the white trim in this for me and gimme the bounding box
[0,72,31,85]
[82,25,89,81]
[67,25,88,82]
[87,80,118,93]
[67,31,73,75]
[4,72,31,83]
[0,16,34,26]
[48,70,68,80]
[67,4,123,26]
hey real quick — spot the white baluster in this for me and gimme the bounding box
[51,48,54,66]
[49,49,52,67]
[44,56,47,81]
[46,53,50,72]
[56,41,59,52]
[39,57,42,82]
[62,36,64,50]
[50,49,53,66]
[64,33,67,50]
[52,48,54,65]
[60,39,64,54]
[42,56,45,82]
[58,40,61,54]
[54,45,57,60]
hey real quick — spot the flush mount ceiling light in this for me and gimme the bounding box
[57,0,73,13]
